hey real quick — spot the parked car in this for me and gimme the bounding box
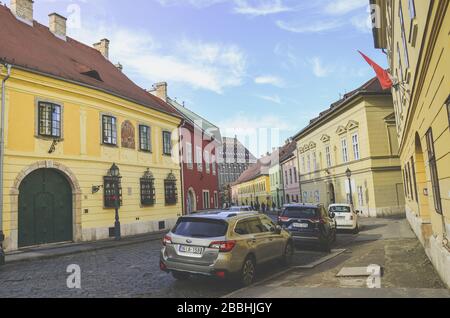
[328,204,360,233]
[278,204,337,252]
[228,206,254,212]
[160,211,294,286]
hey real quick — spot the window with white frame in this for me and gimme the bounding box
[307,154,311,173]
[312,152,317,171]
[341,138,349,163]
[196,146,203,172]
[211,155,216,175]
[204,150,210,174]
[399,2,410,69]
[352,133,360,160]
[302,156,306,173]
[358,186,364,206]
[186,142,193,169]
[325,145,332,168]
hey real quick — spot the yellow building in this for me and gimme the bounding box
[0,2,182,253]
[293,78,405,217]
[232,159,272,209]
[372,0,450,286]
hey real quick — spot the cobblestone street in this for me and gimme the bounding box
[0,236,326,298]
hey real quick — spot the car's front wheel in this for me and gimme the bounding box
[240,256,256,287]
[281,241,294,266]
[172,271,190,281]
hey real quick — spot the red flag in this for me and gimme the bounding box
[358,51,393,90]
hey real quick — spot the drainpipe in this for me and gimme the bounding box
[0,63,11,265]
[178,119,186,215]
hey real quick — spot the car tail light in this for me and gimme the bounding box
[209,241,236,252]
[278,217,290,222]
[162,235,172,246]
[215,271,226,278]
[350,215,354,221]
[160,261,167,271]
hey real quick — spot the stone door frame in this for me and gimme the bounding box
[7,160,82,252]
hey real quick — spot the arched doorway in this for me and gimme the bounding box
[186,188,196,214]
[18,169,73,248]
[415,133,430,219]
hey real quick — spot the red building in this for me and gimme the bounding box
[151,83,221,214]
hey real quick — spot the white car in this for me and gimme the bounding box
[328,204,360,233]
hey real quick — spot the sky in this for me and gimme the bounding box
[31,0,388,157]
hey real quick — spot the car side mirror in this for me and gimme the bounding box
[274,225,282,235]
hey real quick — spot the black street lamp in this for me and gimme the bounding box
[346,168,354,206]
[109,163,122,241]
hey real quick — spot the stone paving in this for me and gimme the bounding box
[0,237,326,298]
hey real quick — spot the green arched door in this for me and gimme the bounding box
[18,169,73,248]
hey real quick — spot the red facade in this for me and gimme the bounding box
[180,122,220,214]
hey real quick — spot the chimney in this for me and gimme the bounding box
[49,13,67,40]
[11,0,34,25]
[152,82,168,102]
[93,39,110,59]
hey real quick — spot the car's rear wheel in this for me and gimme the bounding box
[240,256,256,287]
[172,271,190,281]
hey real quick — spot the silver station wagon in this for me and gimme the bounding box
[160,211,294,286]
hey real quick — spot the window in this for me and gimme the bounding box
[203,191,210,209]
[214,191,218,209]
[186,142,193,169]
[312,152,317,171]
[341,139,349,163]
[325,146,332,168]
[408,0,416,20]
[358,186,364,206]
[407,162,414,201]
[212,155,216,175]
[352,134,360,160]
[399,2,410,68]
[302,156,306,173]
[140,169,155,206]
[102,115,117,145]
[139,125,152,152]
[38,102,61,138]
[164,173,178,205]
[162,131,172,156]
[293,167,297,183]
[285,171,288,185]
[411,157,418,203]
[103,175,122,208]
[289,169,293,184]
[307,154,311,172]
[204,151,210,174]
[425,129,442,214]
[196,146,203,172]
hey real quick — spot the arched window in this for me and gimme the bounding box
[164,172,178,205]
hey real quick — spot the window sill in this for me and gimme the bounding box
[101,143,119,148]
[35,135,64,142]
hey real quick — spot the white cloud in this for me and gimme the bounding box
[254,75,285,87]
[234,0,293,16]
[350,13,372,33]
[156,0,226,8]
[310,57,332,78]
[257,94,282,104]
[68,23,247,94]
[276,19,343,33]
[324,0,368,15]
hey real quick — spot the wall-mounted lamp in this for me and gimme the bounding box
[92,185,103,194]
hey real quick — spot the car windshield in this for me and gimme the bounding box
[282,207,318,219]
[329,206,351,213]
[173,218,228,238]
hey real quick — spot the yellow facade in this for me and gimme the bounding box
[294,85,405,217]
[234,175,271,208]
[0,66,182,252]
[372,0,450,286]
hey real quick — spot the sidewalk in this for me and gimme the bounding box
[4,231,167,264]
[225,217,450,298]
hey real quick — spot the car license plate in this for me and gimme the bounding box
[293,223,308,229]
[179,245,204,255]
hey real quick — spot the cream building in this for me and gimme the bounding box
[371,0,450,287]
[293,78,405,217]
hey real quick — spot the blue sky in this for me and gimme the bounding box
[33,0,387,156]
